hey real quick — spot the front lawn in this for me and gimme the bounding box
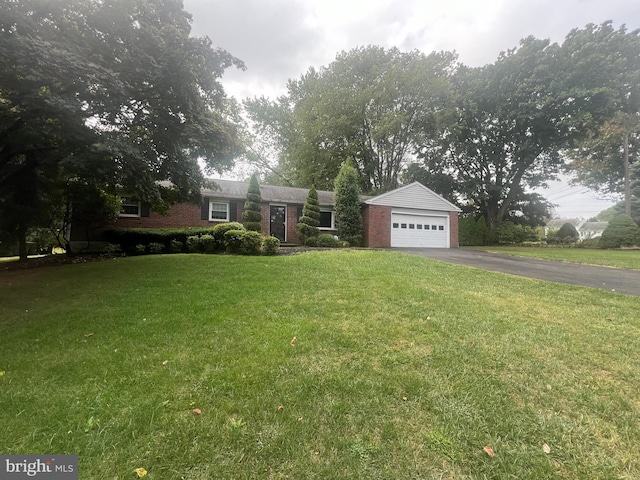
[467,245,640,270]
[1,251,639,479]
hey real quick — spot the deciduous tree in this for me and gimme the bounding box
[0,0,244,259]
[245,46,455,193]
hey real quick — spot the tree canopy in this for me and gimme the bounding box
[245,46,455,193]
[563,22,640,216]
[0,0,244,258]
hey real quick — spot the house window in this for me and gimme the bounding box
[319,210,334,229]
[409,224,415,229]
[210,202,229,221]
[439,225,444,231]
[417,224,422,230]
[393,223,399,228]
[120,196,140,217]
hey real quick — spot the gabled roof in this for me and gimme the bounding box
[365,182,462,212]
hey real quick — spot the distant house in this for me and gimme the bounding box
[104,179,462,248]
[545,218,608,240]
[577,221,608,240]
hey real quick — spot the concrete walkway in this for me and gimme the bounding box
[392,248,640,296]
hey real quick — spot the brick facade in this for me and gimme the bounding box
[362,204,392,248]
[449,211,459,248]
[85,184,459,248]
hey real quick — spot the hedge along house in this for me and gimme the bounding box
[110,179,461,248]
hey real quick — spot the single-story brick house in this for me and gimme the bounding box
[112,179,461,248]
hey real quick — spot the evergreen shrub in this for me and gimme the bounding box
[317,234,340,247]
[599,214,640,248]
[148,242,164,254]
[262,236,280,256]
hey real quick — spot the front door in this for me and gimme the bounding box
[270,205,286,242]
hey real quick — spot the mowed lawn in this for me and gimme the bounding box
[1,251,639,479]
[467,246,640,270]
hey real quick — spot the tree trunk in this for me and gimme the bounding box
[624,132,631,216]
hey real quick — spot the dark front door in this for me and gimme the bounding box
[270,205,286,242]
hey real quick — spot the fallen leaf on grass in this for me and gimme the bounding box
[290,336,297,346]
[192,408,202,415]
[402,396,408,401]
[162,360,169,365]
[483,446,495,457]
[543,443,551,454]
[134,467,147,478]
[85,333,94,338]
[0,371,5,377]
[277,405,284,411]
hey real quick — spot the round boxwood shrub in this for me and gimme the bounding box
[148,242,164,254]
[186,235,200,253]
[239,231,263,255]
[135,244,146,254]
[213,222,245,250]
[262,236,280,256]
[199,234,216,253]
[599,214,640,248]
[169,239,184,253]
[317,234,340,248]
[223,229,246,253]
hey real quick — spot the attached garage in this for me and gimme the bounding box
[391,213,448,248]
[364,182,462,248]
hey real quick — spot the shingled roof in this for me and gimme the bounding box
[202,179,372,206]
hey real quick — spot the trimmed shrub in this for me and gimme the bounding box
[213,222,245,250]
[103,243,122,256]
[169,239,184,253]
[305,236,318,247]
[104,227,218,253]
[242,174,263,232]
[262,236,280,256]
[224,229,245,253]
[186,235,200,253]
[599,214,640,248]
[135,244,146,254]
[317,234,340,248]
[148,242,164,254]
[297,186,320,245]
[199,234,216,253]
[239,231,263,255]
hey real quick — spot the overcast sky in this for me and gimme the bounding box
[183,0,639,218]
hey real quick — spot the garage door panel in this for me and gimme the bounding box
[391,214,447,248]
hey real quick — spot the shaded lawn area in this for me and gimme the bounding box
[1,251,639,479]
[466,246,640,270]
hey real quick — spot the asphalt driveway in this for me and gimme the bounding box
[392,248,640,296]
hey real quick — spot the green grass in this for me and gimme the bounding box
[1,251,639,479]
[467,246,640,270]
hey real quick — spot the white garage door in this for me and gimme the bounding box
[391,214,447,248]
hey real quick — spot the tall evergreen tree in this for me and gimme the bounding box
[242,174,263,232]
[333,160,363,246]
[297,186,320,245]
